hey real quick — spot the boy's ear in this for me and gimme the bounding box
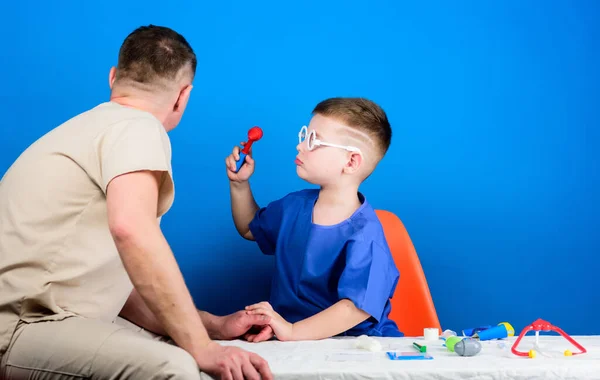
[344,152,363,174]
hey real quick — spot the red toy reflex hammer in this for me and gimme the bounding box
[235,126,263,173]
[511,318,587,358]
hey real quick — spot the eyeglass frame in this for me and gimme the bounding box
[298,125,362,153]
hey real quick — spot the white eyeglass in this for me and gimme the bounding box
[298,126,361,153]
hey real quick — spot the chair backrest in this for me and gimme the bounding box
[375,209,442,337]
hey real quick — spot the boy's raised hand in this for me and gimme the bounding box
[225,142,255,182]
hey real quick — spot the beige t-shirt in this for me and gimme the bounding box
[0,101,175,356]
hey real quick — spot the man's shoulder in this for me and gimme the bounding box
[68,101,160,128]
[87,103,170,153]
[92,102,164,132]
[41,101,166,150]
[86,101,155,118]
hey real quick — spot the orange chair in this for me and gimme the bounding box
[375,209,442,337]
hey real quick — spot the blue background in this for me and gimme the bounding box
[1,1,598,334]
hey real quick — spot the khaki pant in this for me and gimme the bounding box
[0,316,201,380]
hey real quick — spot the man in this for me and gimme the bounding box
[0,25,273,380]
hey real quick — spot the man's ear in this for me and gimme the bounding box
[108,67,117,89]
[174,84,193,113]
[344,152,363,174]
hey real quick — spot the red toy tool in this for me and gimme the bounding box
[235,126,263,173]
[511,318,587,358]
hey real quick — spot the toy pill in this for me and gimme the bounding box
[454,338,482,357]
[445,336,463,352]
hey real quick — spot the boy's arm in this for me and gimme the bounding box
[226,145,260,240]
[247,237,397,341]
[229,181,259,240]
[291,299,370,340]
[246,299,370,341]
[226,145,284,250]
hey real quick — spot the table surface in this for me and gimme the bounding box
[203,334,600,380]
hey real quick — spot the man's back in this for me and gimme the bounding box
[0,101,174,356]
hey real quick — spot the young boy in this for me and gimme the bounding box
[225,97,403,342]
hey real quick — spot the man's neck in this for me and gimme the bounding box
[312,184,361,226]
[110,91,168,127]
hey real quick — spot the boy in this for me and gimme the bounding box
[225,97,403,342]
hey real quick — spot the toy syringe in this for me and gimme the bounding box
[235,126,263,173]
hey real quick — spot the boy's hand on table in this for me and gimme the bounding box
[245,301,294,342]
[242,301,276,342]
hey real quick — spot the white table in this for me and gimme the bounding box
[205,335,600,379]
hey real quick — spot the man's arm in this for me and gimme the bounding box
[119,289,259,340]
[107,170,212,359]
[229,181,259,240]
[246,299,370,341]
[120,289,276,343]
[119,288,167,336]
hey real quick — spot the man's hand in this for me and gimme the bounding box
[214,310,273,341]
[244,325,274,343]
[196,342,273,380]
[245,302,293,342]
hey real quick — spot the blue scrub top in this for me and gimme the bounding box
[249,189,403,337]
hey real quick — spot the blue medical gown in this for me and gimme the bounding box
[248,189,403,337]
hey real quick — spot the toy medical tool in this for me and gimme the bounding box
[454,338,482,356]
[444,336,482,357]
[355,335,382,352]
[423,327,439,341]
[235,126,263,172]
[511,318,587,358]
[464,322,515,341]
